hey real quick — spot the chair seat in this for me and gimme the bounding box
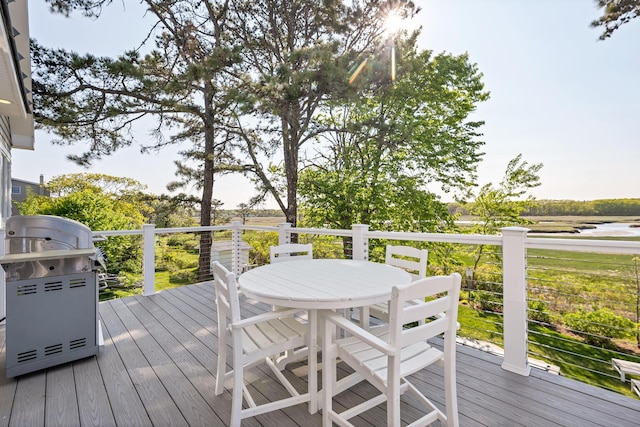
[368,298,425,323]
[336,325,443,386]
[240,316,307,357]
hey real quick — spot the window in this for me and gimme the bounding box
[11,185,21,195]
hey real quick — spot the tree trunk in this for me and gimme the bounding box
[198,84,216,282]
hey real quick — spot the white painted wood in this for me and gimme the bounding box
[142,224,156,296]
[239,260,412,310]
[277,222,292,245]
[237,259,412,414]
[351,224,370,261]
[212,261,309,426]
[501,227,531,376]
[362,245,428,329]
[612,358,640,382]
[269,243,313,263]
[230,221,244,275]
[321,273,462,427]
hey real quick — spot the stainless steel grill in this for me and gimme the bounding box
[0,215,103,378]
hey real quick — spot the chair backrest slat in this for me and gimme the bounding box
[400,296,450,326]
[270,243,313,263]
[213,261,241,324]
[388,273,461,349]
[385,245,428,280]
[401,317,448,348]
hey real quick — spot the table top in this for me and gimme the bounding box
[238,259,412,309]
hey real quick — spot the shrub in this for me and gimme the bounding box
[169,269,197,284]
[563,308,635,347]
[473,290,502,313]
[528,299,552,325]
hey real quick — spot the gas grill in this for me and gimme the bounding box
[0,215,103,378]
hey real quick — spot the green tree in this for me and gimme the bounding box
[236,203,252,226]
[298,32,488,257]
[36,0,419,270]
[592,0,640,40]
[225,0,420,229]
[468,154,542,235]
[146,195,199,229]
[465,154,542,282]
[36,0,244,281]
[17,175,146,273]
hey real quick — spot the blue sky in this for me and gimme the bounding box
[13,0,640,209]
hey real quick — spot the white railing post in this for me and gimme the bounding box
[142,224,156,296]
[0,229,5,321]
[277,223,292,245]
[501,226,531,376]
[231,221,243,276]
[351,224,369,260]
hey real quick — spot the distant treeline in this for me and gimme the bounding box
[450,199,640,217]
[238,201,640,219]
[221,208,284,217]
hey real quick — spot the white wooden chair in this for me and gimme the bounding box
[321,273,462,427]
[268,243,314,366]
[212,261,309,426]
[269,243,313,263]
[359,245,428,328]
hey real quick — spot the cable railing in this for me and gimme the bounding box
[527,248,640,396]
[62,221,640,398]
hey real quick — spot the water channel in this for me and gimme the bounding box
[572,222,640,237]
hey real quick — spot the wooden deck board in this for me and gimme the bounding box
[45,364,80,427]
[73,356,117,426]
[1,282,640,426]
[100,299,189,426]
[10,370,46,426]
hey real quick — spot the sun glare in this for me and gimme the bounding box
[384,10,403,36]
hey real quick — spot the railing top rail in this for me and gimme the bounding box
[287,227,354,237]
[526,236,640,254]
[93,230,142,237]
[366,230,503,245]
[240,225,279,232]
[91,223,640,255]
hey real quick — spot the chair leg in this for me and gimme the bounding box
[387,356,401,426]
[215,319,228,395]
[360,306,370,331]
[322,314,336,427]
[231,359,244,427]
[444,343,459,426]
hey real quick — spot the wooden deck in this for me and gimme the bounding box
[1,282,640,426]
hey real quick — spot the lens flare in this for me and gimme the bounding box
[349,57,369,85]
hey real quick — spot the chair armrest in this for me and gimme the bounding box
[322,311,394,355]
[231,307,304,330]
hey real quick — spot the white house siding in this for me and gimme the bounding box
[0,115,10,320]
[1,116,11,222]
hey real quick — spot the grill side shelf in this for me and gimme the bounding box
[0,248,96,264]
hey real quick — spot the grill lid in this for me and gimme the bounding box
[0,215,100,281]
[5,215,94,253]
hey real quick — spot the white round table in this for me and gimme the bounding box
[238,259,411,413]
[238,259,412,309]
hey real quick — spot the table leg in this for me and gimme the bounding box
[308,309,318,413]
